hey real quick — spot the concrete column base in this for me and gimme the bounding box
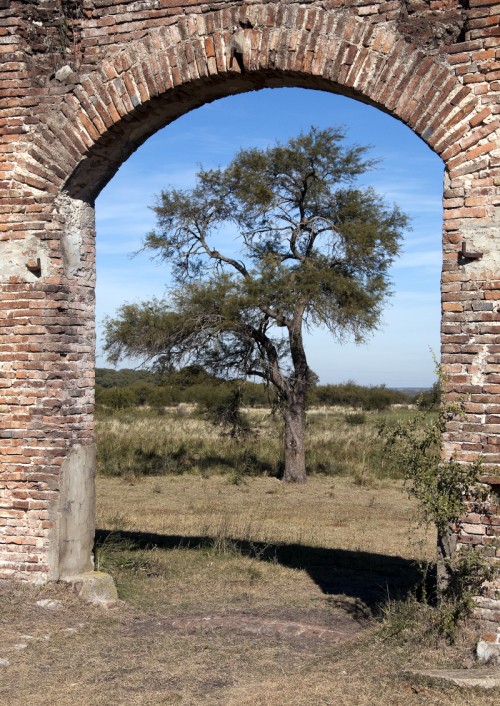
[60,571,118,607]
[477,641,500,665]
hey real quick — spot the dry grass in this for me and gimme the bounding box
[95,406,397,480]
[1,410,498,705]
[94,474,433,620]
[96,474,431,563]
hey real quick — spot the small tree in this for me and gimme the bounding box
[379,384,498,641]
[104,127,409,482]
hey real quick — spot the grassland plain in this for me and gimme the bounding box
[1,408,499,705]
[95,406,403,482]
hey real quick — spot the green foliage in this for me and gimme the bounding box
[103,127,409,481]
[378,368,499,642]
[241,380,276,408]
[95,365,419,412]
[166,364,219,389]
[199,384,250,438]
[95,386,136,410]
[96,368,156,388]
[103,298,188,369]
[437,551,499,642]
[345,412,366,426]
[309,381,411,410]
[416,379,441,410]
[383,551,499,645]
[119,126,408,377]
[379,409,483,537]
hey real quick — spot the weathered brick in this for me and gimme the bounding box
[1,0,499,639]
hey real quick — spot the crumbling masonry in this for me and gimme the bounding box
[0,0,499,649]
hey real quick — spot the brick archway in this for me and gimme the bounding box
[20,8,493,200]
[1,0,499,649]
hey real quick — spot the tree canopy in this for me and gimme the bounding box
[104,126,409,481]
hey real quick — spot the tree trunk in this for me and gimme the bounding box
[282,395,307,483]
[436,527,457,594]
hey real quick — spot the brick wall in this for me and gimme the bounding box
[0,0,499,642]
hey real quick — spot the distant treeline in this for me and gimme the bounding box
[95,366,439,412]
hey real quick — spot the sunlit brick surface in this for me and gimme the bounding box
[0,0,499,642]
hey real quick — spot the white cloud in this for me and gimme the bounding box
[362,178,443,214]
[392,249,442,270]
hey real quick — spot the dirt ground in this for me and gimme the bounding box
[1,476,499,706]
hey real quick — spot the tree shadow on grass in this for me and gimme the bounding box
[95,528,433,617]
[127,449,277,477]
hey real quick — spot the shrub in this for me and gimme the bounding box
[199,384,250,438]
[379,370,499,641]
[379,410,484,539]
[345,412,366,426]
[96,386,135,410]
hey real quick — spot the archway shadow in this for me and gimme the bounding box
[95,529,433,617]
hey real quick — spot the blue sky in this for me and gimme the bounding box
[95,87,443,388]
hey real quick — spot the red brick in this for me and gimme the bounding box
[1,3,499,627]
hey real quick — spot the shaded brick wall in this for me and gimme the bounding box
[0,0,499,643]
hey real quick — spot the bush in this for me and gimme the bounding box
[96,386,135,409]
[383,551,498,645]
[379,373,499,640]
[96,366,418,414]
[308,381,410,409]
[199,384,250,438]
[379,410,484,538]
[416,380,441,410]
[345,412,366,426]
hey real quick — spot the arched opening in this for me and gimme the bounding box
[92,86,444,617]
[2,8,498,615]
[48,46,484,580]
[87,85,452,661]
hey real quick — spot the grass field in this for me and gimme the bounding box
[1,407,498,705]
[95,405,404,482]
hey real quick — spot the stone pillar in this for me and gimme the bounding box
[0,192,96,582]
[441,165,500,655]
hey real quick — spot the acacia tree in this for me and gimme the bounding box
[104,127,409,483]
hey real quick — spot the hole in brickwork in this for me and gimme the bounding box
[487,485,500,502]
[90,89,442,609]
